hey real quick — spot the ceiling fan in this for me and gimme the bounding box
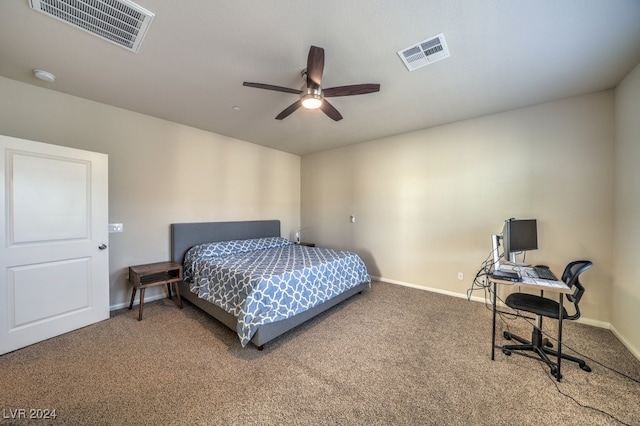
[243,46,380,121]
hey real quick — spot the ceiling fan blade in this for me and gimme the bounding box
[323,84,381,97]
[306,46,324,88]
[243,82,302,95]
[275,100,303,120]
[319,99,343,121]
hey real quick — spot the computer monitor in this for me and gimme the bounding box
[502,218,538,263]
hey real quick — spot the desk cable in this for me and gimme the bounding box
[493,292,639,425]
[495,291,640,386]
[466,246,500,304]
[539,360,635,426]
[466,248,522,321]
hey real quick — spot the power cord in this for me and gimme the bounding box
[466,245,499,302]
[467,248,521,322]
[494,295,639,425]
[534,319,640,385]
[539,361,633,426]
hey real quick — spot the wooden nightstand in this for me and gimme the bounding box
[128,261,183,321]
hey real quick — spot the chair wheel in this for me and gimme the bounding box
[502,349,512,356]
[503,331,512,340]
[580,364,592,372]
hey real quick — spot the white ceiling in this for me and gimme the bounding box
[1,1,640,156]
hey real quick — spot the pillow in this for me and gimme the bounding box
[183,237,293,280]
[188,236,292,258]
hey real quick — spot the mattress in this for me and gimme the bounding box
[183,237,371,346]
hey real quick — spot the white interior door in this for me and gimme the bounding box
[0,134,109,355]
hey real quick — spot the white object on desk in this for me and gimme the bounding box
[520,276,569,289]
[497,263,518,272]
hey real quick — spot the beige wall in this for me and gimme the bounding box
[302,92,615,326]
[0,77,301,308]
[3,72,635,356]
[613,62,640,358]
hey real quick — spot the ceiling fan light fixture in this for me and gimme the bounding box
[301,95,322,109]
[301,87,323,109]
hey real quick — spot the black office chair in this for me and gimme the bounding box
[501,260,593,376]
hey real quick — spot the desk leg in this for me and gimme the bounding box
[491,281,497,360]
[556,293,563,381]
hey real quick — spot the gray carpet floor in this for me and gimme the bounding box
[1,281,639,425]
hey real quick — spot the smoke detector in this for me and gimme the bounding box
[30,0,155,53]
[33,69,56,82]
[398,33,450,71]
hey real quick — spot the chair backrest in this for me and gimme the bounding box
[561,260,593,320]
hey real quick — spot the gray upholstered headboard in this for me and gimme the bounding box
[171,220,281,264]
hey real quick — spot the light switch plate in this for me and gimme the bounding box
[108,223,123,233]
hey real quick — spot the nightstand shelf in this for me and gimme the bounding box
[128,261,183,321]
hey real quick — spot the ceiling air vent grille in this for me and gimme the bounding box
[398,33,450,71]
[30,0,154,53]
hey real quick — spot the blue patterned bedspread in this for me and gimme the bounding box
[183,237,370,346]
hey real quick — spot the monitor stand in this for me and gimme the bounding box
[491,234,530,269]
[491,234,500,268]
[505,254,531,267]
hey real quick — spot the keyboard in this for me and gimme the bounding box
[534,266,558,281]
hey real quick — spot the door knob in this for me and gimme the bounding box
[98,244,107,250]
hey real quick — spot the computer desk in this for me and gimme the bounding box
[489,268,572,381]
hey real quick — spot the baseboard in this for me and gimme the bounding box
[110,290,167,311]
[372,275,479,302]
[609,324,640,361]
[372,275,640,362]
[575,316,609,329]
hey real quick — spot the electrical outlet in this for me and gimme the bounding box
[457,272,464,280]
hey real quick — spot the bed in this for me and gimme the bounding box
[171,220,370,349]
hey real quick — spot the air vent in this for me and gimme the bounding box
[30,0,154,53]
[398,33,450,72]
